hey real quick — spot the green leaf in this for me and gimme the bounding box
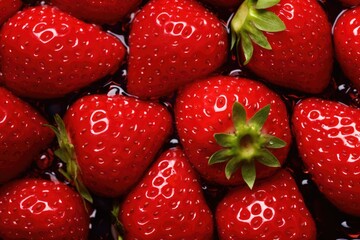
[241,32,253,65]
[54,148,70,164]
[241,161,256,189]
[214,133,237,147]
[46,114,93,206]
[231,31,238,50]
[248,104,270,129]
[255,0,280,9]
[112,201,124,240]
[250,9,286,32]
[247,26,271,50]
[43,124,60,135]
[232,102,247,132]
[75,177,93,204]
[257,149,281,167]
[225,158,241,179]
[264,135,287,148]
[58,168,71,182]
[209,149,234,165]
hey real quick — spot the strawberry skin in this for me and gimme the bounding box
[334,6,360,90]
[63,94,172,198]
[0,0,22,25]
[0,87,54,184]
[292,98,360,216]
[50,0,141,25]
[120,147,214,240]
[232,0,333,93]
[0,5,126,99]
[0,178,89,240]
[216,169,316,239]
[175,76,291,187]
[127,0,229,99]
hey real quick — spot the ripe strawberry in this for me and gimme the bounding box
[0,87,54,184]
[231,0,333,93]
[292,98,360,216]
[0,178,89,240]
[0,5,126,99]
[175,76,291,188]
[50,93,172,198]
[49,0,141,25]
[127,0,229,99]
[216,169,316,239]
[0,0,22,25]
[119,147,214,239]
[334,6,360,90]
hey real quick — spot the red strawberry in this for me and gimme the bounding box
[0,178,89,240]
[231,0,333,93]
[0,0,22,25]
[0,5,126,99]
[127,0,229,99]
[175,76,291,188]
[0,87,54,184]
[49,0,141,25]
[216,169,316,239]
[51,93,172,198]
[119,147,214,239]
[292,98,360,216]
[334,6,360,90]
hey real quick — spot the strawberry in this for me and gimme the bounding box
[50,93,172,198]
[49,0,141,25]
[0,5,126,99]
[119,147,214,239]
[126,0,229,99]
[0,178,89,240]
[0,0,22,26]
[175,76,291,188]
[216,169,316,239]
[334,6,360,90]
[292,98,360,216]
[0,87,54,184]
[230,0,333,93]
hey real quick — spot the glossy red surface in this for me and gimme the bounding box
[120,147,214,239]
[292,98,360,216]
[0,6,126,99]
[216,170,316,239]
[0,87,54,184]
[127,0,229,99]
[175,76,292,185]
[64,94,173,197]
[0,179,89,239]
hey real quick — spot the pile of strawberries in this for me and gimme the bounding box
[1,0,360,239]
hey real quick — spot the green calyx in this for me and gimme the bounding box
[111,202,124,240]
[230,0,286,65]
[208,102,286,189]
[45,114,93,204]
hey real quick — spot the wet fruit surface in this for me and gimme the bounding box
[2,0,360,239]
